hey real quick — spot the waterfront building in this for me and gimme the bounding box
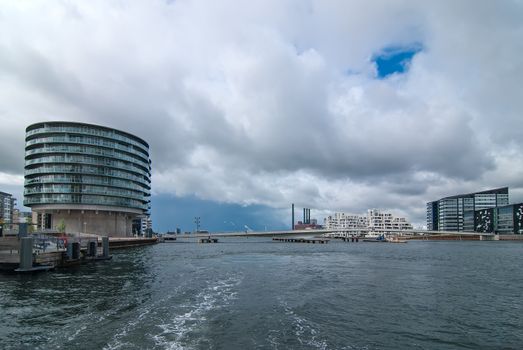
[324,212,368,232]
[426,201,438,230]
[426,187,509,232]
[0,191,16,228]
[367,209,412,231]
[132,215,153,236]
[294,208,322,230]
[24,121,151,237]
[323,210,411,235]
[475,203,523,234]
[294,218,323,230]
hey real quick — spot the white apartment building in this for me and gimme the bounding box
[324,212,368,231]
[367,209,412,231]
[324,209,412,236]
[142,216,152,234]
[132,215,152,236]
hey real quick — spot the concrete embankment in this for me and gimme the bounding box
[406,234,481,241]
[406,234,523,241]
[498,235,523,241]
[107,237,158,249]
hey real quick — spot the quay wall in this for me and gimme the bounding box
[498,235,523,241]
[406,235,480,241]
[107,237,157,249]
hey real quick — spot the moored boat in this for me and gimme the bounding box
[160,235,177,243]
[387,237,407,243]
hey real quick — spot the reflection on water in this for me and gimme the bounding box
[1,239,523,349]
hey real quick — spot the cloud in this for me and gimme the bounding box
[0,0,522,228]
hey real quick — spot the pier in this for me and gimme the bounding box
[199,238,219,243]
[340,236,360,242]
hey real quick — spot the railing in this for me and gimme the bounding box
[31,231,102,252]
[26,136,149,157]
[26,146,150,169]
[31,233,64,253]
[25,156,150,177]
[24,176,150,192]
[23,196,149,210]
[25,166,151,186]
[26,126,149,153]
[24,187,147,201]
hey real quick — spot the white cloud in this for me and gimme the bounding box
[0,172,23,186]
[0,0,522,226]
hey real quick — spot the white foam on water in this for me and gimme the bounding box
[278,300,370,350]
[103,288,182,350]
[280,300,328,350]
[152,275,241,350]
[67,323,88,342]
[267,330,283,350]
[103,307,156,350]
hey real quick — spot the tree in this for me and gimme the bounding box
[57,219,66,234]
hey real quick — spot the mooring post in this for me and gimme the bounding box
[102,236,109,258]
[72,242,80,260]
[88,241,97,257]
[66,242,73,260]
[19,237,34,270]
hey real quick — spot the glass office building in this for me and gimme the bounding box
[475,203,523,234]
[426,187,509,232]
[24,122,151,236]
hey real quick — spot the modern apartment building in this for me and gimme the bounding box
[0,191,16,228]
[367,209,413,231]
[324,212,368,231]
[426,187,509,232]
[324,209,412,233]
[132,215,153,236]
[24,121,151,236]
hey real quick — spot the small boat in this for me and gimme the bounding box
[363,234,387,243]
[160,235,177,243]
[387,237,407,243]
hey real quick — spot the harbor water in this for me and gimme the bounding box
[1,238,522,349]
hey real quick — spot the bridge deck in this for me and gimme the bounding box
[174,228,494,239]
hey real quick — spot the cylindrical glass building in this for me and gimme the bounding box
[24,121,151,236]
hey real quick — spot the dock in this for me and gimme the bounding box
[0,235,158,273]
[341,236,360,242]
[272,237,329,244]
[199,238,219,243]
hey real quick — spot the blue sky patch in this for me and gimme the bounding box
[372,44,422,78]
[151,194,288,233]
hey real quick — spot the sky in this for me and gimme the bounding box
[1,0,523,232]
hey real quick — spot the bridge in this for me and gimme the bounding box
[175,228,494,239]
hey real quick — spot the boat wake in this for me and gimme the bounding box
[151,275,242,350]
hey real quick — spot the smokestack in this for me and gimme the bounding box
[291,203,295,230]
[303,208,311,224]
[303,208,306,223]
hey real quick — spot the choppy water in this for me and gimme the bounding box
[1,238,522,349]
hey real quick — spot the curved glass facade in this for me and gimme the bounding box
[427,187,509,232]
[24,122,151,212]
